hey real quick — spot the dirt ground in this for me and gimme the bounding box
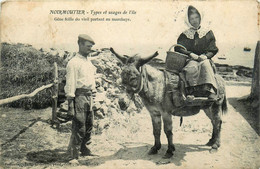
[0,84,259,169]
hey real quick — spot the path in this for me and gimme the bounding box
[0,85,259,169]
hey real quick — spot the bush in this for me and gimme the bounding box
[0,43,65,109]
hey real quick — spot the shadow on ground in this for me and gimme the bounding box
[80,143,211,166]
[27,143,211,166]
[228,97,259,135]
[26,149,71,163]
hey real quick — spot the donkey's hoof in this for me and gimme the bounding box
[210,143,220,153]
[212,143,220,148]
[148,147,158,155]
[209,148,218,154]
[206,140,214,146]
[163,150,174,159]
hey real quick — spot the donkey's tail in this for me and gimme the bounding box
[222,95,228,115]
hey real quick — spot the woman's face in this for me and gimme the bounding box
[189,13,200,29]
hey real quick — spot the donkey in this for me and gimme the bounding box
[110,48,227,158]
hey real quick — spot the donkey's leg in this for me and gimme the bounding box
[206,127,217,146]
[162,112,175,158]
[148,111,162,155]
[205,104,223,152]
[204,108,216,146]
[211,104,223,150]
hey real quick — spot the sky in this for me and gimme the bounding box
[0,0,259,67]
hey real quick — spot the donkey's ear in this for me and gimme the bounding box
[110,48,128,64]
[138,51,159,67]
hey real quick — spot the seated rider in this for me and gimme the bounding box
[174,5,218,100]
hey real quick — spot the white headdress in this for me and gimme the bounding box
[183,5,210,39]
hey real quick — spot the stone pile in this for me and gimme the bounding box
[58,48,143,121]
[91,49,143,118]
[57,48,144,134]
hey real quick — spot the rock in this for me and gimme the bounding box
[103,82,109,89]
[93,102,101,111]
[104,98,111,106]
[108,107,118,115]
[127,102,140,114]
[100,106,108,115]
[95,78,102,87]
[64,52,76,63]
[97,87,105,93]
[217,66,233,73]
[69,159,79,165]
[1,114,6,118]
[90,59,100,66]
[110,102,118,109]
[106,62,113,68]
[95,110,105,119]
[60,100,68,111]
[116,78,122,85]
[107,88,119,96]
[114,88,121,94]
[236,69,253,78]
[49,50,59,57]
[56,49,66,58]
[101,48,110,51]
[127,107,136,114]
[98,119,110,130]
[94,92,106,102]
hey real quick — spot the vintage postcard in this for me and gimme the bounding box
[0,0,259,168]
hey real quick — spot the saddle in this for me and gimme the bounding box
[164,70,220,108]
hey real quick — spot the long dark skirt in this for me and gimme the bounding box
[182,59,217,95]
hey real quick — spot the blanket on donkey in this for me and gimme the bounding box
[165,70,225,108]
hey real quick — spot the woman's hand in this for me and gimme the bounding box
[197,54,208,62]
[199,55,208,60]
[189,53,199,60]
[189,53,208,62]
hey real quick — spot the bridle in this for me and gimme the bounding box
[123,66,144,105]
[130,66,144,94]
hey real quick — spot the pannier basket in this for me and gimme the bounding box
[166,44,189,72]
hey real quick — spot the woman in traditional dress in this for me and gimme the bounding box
[175,5,218,100]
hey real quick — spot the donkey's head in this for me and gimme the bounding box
[110,48,158,110]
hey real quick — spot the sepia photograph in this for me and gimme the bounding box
[0,0,259,168]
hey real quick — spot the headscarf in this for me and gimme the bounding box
[183,5,210,39]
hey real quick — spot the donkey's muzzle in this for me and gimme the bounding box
[118,99,128,111]
[117,93,132,111]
